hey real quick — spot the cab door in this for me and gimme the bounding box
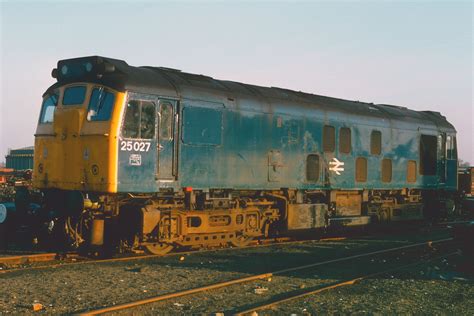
[445,135,458,189]
[437,133,447,184]
[118,93,159,192]
[156,99,177,180]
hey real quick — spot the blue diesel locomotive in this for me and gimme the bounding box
[33,56,457,253]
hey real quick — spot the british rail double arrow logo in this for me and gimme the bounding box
[329,157,345,175]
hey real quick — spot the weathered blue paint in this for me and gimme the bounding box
[82,60,456,194]
[172,98,452,192]
[115,91,457,193]
[118,93,161,192]
[117,135,158,192]
[156,99,177,180]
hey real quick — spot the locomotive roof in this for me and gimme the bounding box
[47,56,455,131]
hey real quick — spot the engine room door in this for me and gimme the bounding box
[156,99,177,180]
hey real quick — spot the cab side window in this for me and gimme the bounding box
[446,135,457,160]
[122,100,156,139]
[39,93,59,124]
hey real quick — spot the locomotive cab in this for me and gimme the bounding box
[34,56,180,194]
[34,82,126,193]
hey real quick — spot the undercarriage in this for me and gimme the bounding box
[28,188,457,255]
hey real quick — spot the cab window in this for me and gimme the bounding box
[160,102,173,140]
[39,93,59,124]
[446,135,457,160]
[63,86,86,106]
[122,100,156,139]
[87,87,115,121]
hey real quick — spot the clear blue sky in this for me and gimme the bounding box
[1,1,472,163]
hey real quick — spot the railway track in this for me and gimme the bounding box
[0,252,61,265]
[235,251,459,315]
[0,222,455,274]
[79,237,455,315]
[0,236,343,274]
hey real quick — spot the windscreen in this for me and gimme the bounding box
[87,87,115,121]
[63,86,87,106]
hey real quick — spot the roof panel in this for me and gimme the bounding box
[48,56,455,130]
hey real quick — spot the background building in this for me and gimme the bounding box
[5,146,34,170]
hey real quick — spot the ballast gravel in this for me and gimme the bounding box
[0,227,472,314]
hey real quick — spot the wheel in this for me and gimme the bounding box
[144,242,174,255]
[230,235,254,247]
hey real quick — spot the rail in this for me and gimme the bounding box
[235,251,459,315]
[0,253,59,265]
[80,237,453,315]
[0,237,317,274]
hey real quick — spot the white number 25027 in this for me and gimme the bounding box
[120,140,151,152]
